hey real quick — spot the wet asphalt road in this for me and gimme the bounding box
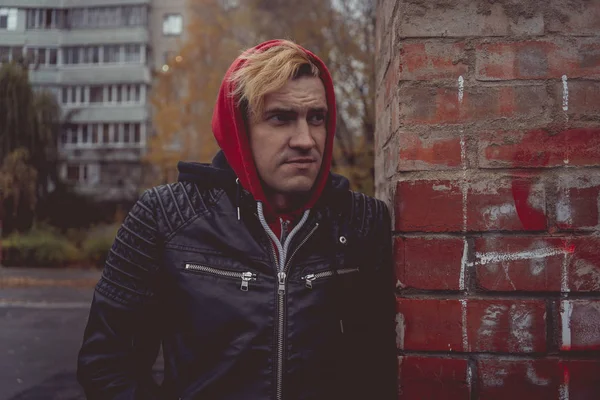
[0,267,101,400]
[0,267,99,400]
[0,267,165,399]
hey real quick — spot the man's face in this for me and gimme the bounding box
[248,76,327,198]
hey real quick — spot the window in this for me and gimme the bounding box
[124,44,141,63]
[90,86,103,103]
[163,14,182,36]
[64,47,81,65]
[0,8,18,31]
[82,46,99,64]
[102,124,110,144]
[103,45,119,63]
[48,48,57,65]
[91,124,99,144]
[81,125,89,144]
[69,8,85,29]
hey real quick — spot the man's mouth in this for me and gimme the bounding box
[284,158,316,164]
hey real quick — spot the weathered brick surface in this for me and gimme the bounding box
[398,131,463,171]
[398,356,470,399]
[476,39,600,81]
[399,41,468,81]
[477,359,561,399]
[478,128,600,169]
[397,237,464,290]
[376,0,600,397]
[398,84,548,125]
[559,300,600,351]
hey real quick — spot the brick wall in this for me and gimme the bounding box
[374,0,600,398]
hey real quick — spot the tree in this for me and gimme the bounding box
[148,0,376,193]
[0,62,62,233]
[147,0,258,183]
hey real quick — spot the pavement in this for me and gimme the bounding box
[0,266,164,400]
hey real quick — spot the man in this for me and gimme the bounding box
[77,39,397,399]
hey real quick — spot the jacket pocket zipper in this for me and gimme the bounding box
[301,267,359,289]
[184,263,257,291]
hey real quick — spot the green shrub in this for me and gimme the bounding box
[2,228,82,267]
[81,224,119,267]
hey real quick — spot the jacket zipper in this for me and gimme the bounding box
[184,263,257,291]
[275,222,319,400]
[301,267,360,289]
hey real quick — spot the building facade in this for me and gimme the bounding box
[0,0,187,203]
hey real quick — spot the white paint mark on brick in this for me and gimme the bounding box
[485,367,508,387]
[432,184,451,191]
[458,76,464,104]
[556,197,572,225]
[561,242,571,293]
[573,259,600,291]
[560,300,573,350]
[396,312,405,349]
[459,239,468,290]
[482,203,517,227]
[469,247,567,266]
[510,303,534,352]
[502,263,516,290]
[461,299,468,351]
[526,362,550,386]
[477,304,507,349]
[562,75,569,112]
[559,363,570,400]
[466,363,473,396]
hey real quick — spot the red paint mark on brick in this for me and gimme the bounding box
[511,174,547,231]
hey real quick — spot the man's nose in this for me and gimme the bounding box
[290,120,315,149]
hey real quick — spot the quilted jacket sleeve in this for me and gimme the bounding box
[77,190,163,400]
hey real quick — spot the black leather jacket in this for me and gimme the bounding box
[77,152,398,399]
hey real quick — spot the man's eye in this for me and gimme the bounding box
[309,114,326,125]
[269,114,291,123]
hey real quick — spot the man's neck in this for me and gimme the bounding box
[266,192,307,214]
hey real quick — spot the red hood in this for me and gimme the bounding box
[211,40,336,220]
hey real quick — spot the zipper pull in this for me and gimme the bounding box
[303,274,316,289]
[278,271,286,293]
[240,272,256,291]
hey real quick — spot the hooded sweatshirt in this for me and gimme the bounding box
[211,40,337,241]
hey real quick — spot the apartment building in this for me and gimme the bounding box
[0,0,187,203]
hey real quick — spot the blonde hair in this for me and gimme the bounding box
[229,40,320,122]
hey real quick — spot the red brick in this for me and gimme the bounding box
[393,237,405,288]
[399,85,547,125]
[556,173,600,230]
[559,81,600,120]
[396,298,463,351]
[398,131,463,171]
[399,41,468,81]
[567,237,600,292]
[467,300,547,353]
[559,300,600,351]
[477,359,561,400]
[479,128,600,168]
[474,236,567,292]
[467,174,546,232]
[395,179,463,232]
[398,356,470,400]
[396,0,544,38]
[398,237,464,290]
[563,360,600,399]
[476,40,600,81]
